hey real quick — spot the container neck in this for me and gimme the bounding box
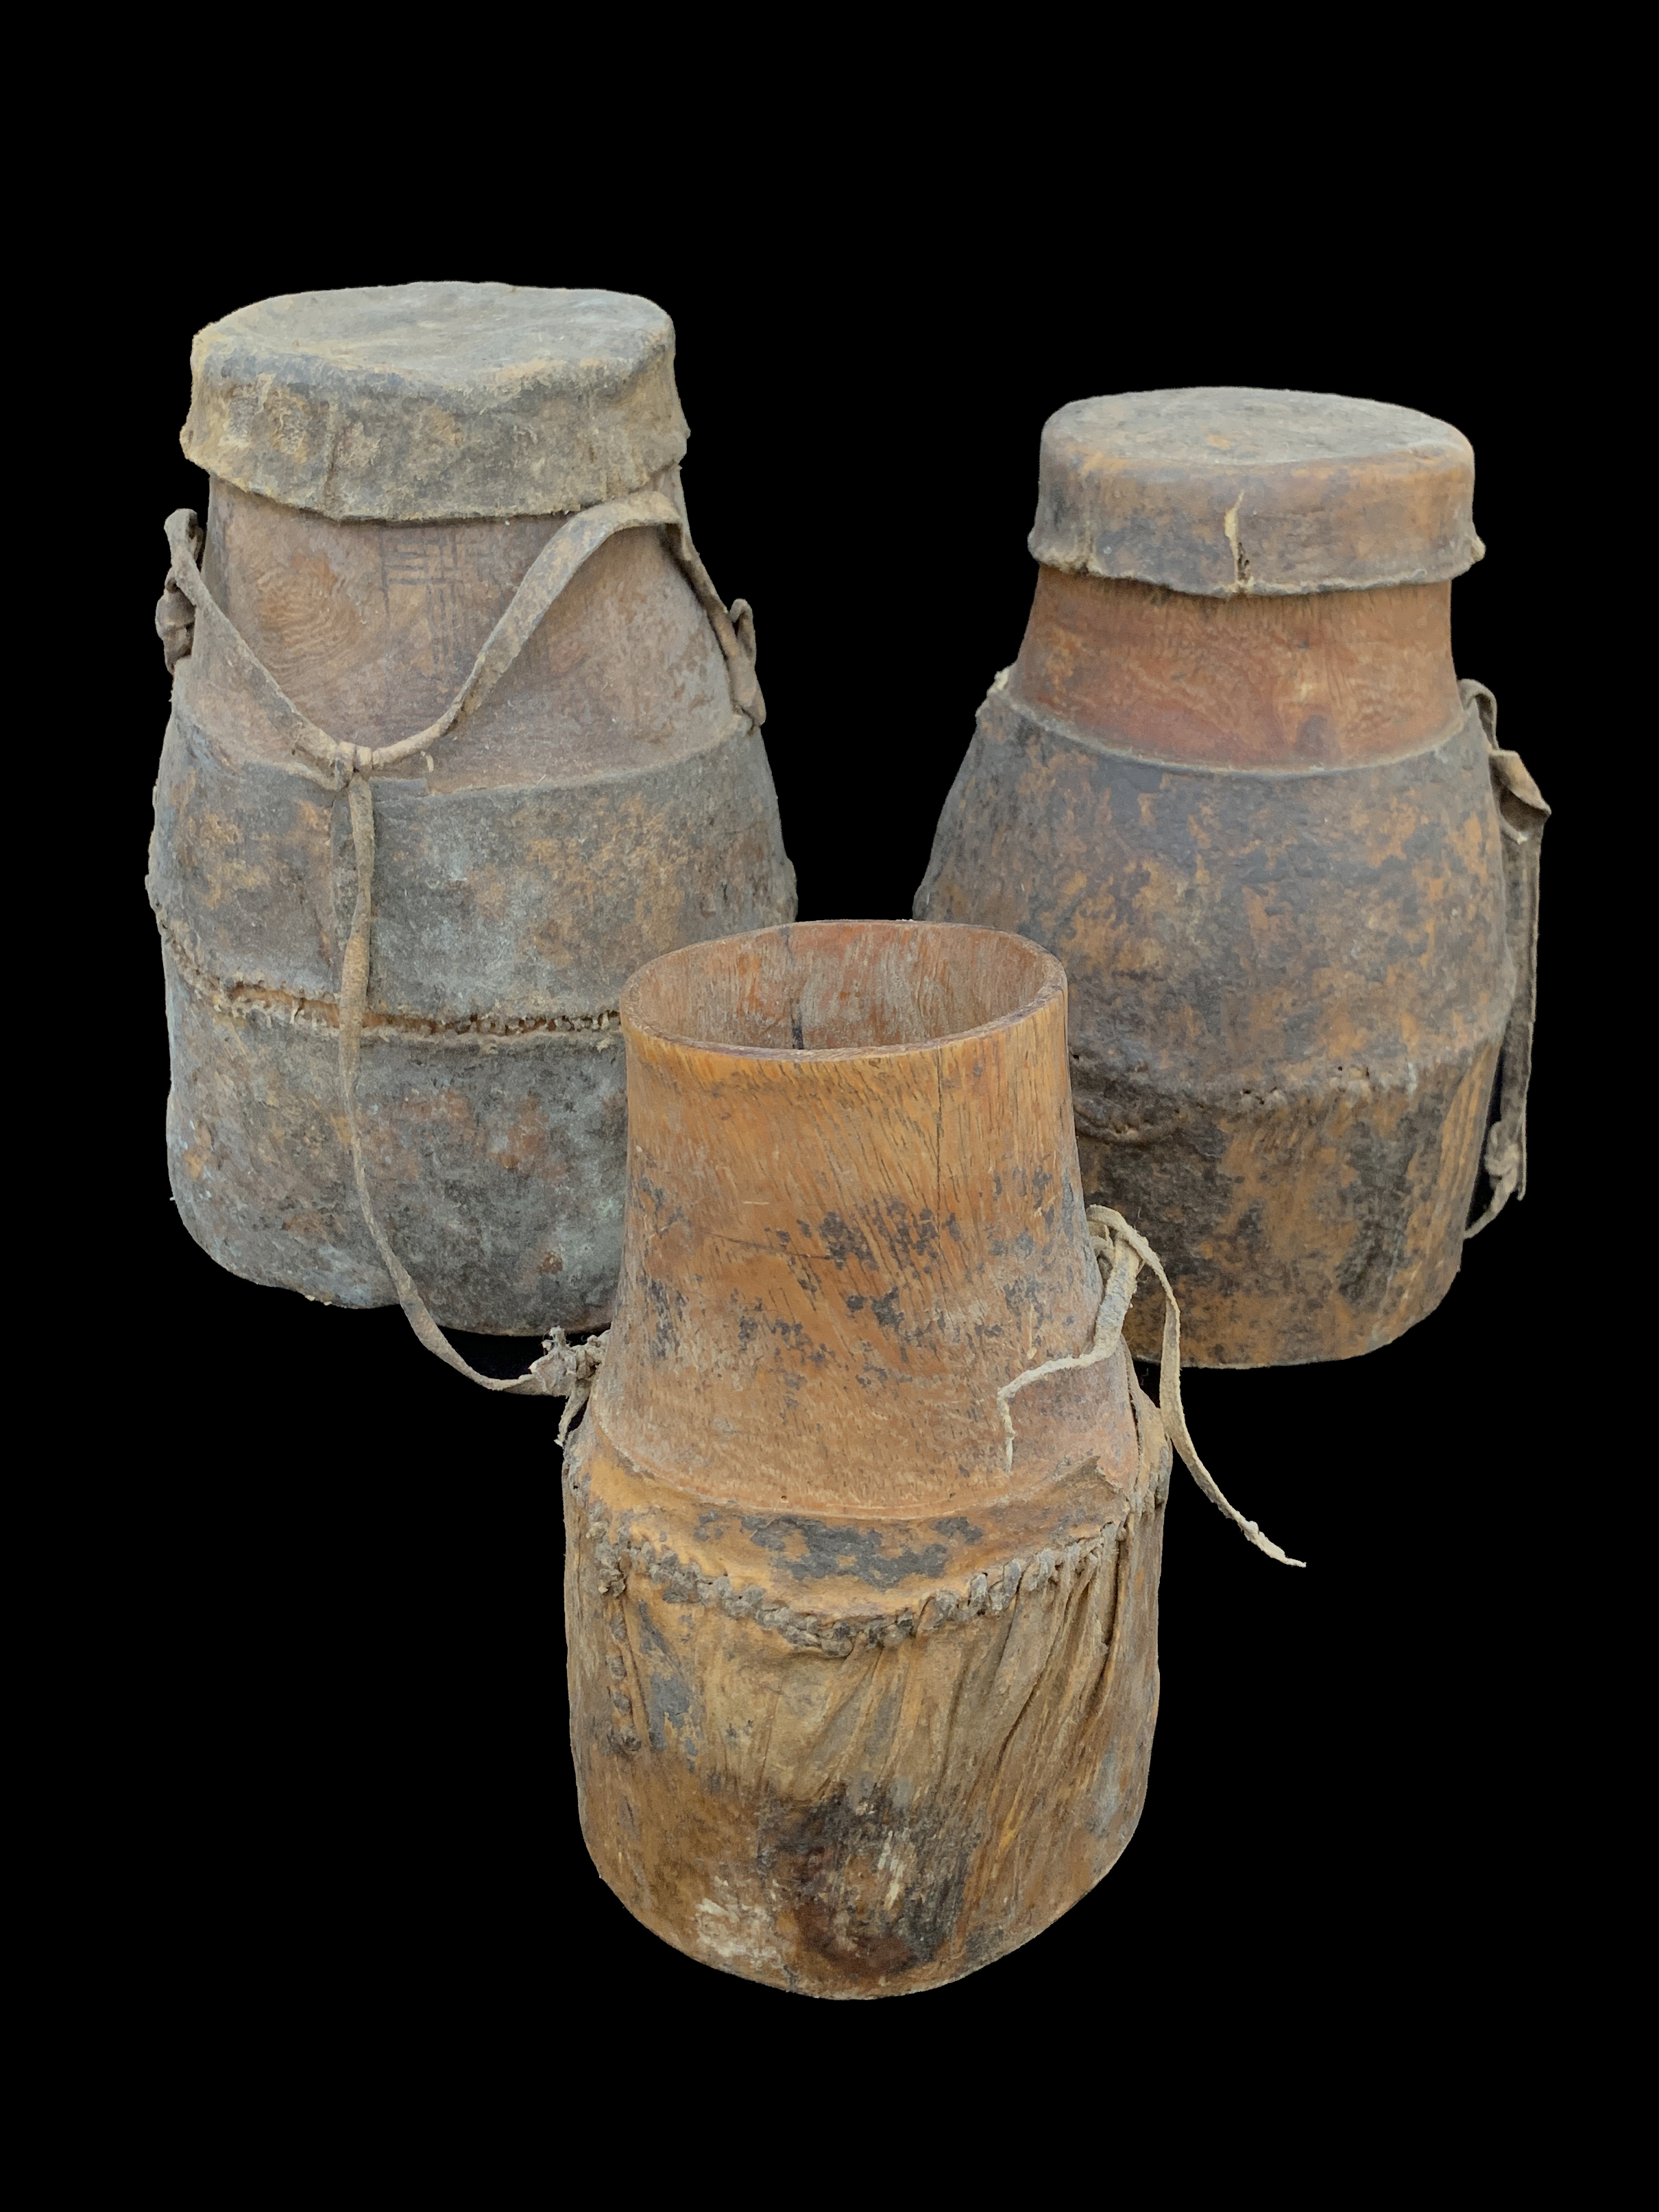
[595,992,1116,1517]
[1013,570,1462,770]
[197,468,729,786]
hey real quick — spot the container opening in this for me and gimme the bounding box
[622,922,1061,1054]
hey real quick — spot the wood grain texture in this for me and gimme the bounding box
[1018,571,1462,770]
[201,479,735,789]
[601,923,1124,1515]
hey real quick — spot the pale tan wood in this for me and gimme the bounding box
[1018,572,1462,769]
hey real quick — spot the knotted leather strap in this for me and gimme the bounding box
[158,491,764,1402]
[337,780,607,1412]
[159,489,763,785]
[999,1205,1303,1566]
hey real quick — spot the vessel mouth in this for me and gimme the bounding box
[620,920,1065,1059]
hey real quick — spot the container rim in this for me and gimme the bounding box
[619,919,1067,1063]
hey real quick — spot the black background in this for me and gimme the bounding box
[83,182,1595,2106]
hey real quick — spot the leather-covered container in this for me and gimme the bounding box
[149,282,795,1334]
[564,922,1173,1996]
[917,389,1547,1367]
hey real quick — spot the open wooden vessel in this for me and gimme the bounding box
[564,922,1170,1997]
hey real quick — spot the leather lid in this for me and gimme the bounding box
[181,282,688,521]
[1030,387,1482,596]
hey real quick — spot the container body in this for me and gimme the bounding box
[564,1411,1166,1996]
[917,573,1514,1367]
[149,474,795,1332]
[564,922,1167,1995]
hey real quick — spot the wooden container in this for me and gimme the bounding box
[564,921,1172,1997]
[149,283,795,1336]
[917,389,1547,1367]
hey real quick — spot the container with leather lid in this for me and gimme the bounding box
[149,282,795,1343]
[917,388,1547,1367]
